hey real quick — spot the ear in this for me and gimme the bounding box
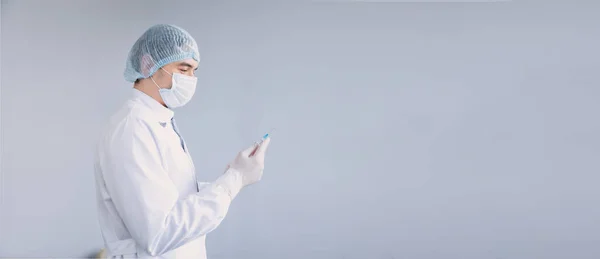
[140,54,155,77]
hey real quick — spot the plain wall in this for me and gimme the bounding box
[1,1,599,258]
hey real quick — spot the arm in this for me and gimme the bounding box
[100,117,243,256]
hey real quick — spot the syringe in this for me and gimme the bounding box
[250,128,275,156]
[258,128,275,144]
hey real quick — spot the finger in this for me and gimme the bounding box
[240,143,258,157]
[253,137,271,157]
[249,141,261,157]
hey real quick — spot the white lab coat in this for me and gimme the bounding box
[93,89,243,258]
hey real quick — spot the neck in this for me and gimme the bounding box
[134,79,167,107]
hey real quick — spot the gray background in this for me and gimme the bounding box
[1,1,599,258]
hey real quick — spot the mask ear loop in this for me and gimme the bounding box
[151,68,172,90]
[150,76,162,90]
[161,67,173,76]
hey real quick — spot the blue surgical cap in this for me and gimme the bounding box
[124,24,200,83]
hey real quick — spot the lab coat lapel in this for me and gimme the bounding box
[171,117,198,191]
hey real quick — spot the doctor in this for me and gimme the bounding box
[93,24,271,258]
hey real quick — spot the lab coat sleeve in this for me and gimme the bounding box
[101,117,244,256]
[197,181,211,191]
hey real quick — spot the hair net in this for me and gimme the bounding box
[124,24,200,83]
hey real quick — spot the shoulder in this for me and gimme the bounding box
[98,99,161,148]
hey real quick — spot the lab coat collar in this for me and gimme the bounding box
[132,88,174,122]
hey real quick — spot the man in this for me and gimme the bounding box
[93,24,271,258]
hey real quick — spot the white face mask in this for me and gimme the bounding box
[151,68,198,108]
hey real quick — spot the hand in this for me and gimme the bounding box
[227,137,271,187]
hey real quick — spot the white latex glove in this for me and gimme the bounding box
[214,137,271,200]
[228,137,271,186]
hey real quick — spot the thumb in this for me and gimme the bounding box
[253,137,271,157]
[240,142,258,157]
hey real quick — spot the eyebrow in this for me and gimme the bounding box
[179,62,198,71]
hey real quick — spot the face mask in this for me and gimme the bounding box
[151,68,197,108]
